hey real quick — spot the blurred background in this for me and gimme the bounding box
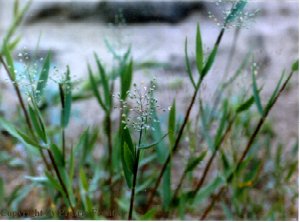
[0,0,298,219]
[0,0,298,140]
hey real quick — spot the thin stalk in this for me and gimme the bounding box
[0,55,33,133]
[105,113,114,217]
[47,149,76,217]
[128,127,143,220]
[59,84,66,163]
[171,115,236,204]
[193,114,236,194]
[145,27,226,211]
[0,55,51,171]
[209,27,241,124]
[200,70,294,220]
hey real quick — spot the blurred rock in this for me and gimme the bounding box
[97,1,205,23]
[26,1,207,24]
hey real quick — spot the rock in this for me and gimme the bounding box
[25,1,207,24]
[97,1,205,24]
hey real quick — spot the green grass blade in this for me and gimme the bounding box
[2,0,31,47]
[94,53,111,108]
[50,144,64,166]
[265,70,285,112]
[215,101,228,145]
[88,64,107,111]
[36,52,51,100]
[201,46,218,79]
[28,104,48,143]
[236,96,255,113]
[138,133,168,150]
[184,38,196,88]
[8,35,21,51]
[45,171,64,194]
[225,0,248,25]
[3,45,16,80]
[292,59,299,71]
[185,150,207,173]
[120,59,133,100]
[193,176,225,204]
[162,164,171,209]
[196,23,203,76]
[13,0,20,18]
[251,64,264,116]
[62,66,72,128]
[69,146,75,184]
[121,127,134,188]
[0,177,4,207]
[0,117,40,149]
[80,167,89,191]
[168,100,176,145]
[124,142,135,175]
[79,168,94,214]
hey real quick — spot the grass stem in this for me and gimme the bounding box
[0,55,51,171]
[145,28,226,211]
[128,125,143,220]
[199,70,294,220]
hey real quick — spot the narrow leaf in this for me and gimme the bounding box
[292,59,299,72]
[138,133,168,150]
[62,66,72,127]
[184,38,196,88]
[80,168,89,190]
[45,171,64,194]
[196,23,203,76]
[252,64,264,116]
[265,70,285,112]
[168,100,176,145]
[50,144,64,166]
[88,64,107,111]
[225,0,248,25]
[28,104,48,143]
[185,150,207,172]
[124,143,135,174]
[0,177,4,206]
[201,46,218,79]
[120,60,133,100]
[8,36,22,51]
[3,45,16,80]
[236,96,255,113]
[0,117,40,149]
[36,52,51,98]
[121,127,134,188]
[94,54,111,108]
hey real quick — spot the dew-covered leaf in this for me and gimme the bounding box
[225,0,248,25]
[36,52,51,99]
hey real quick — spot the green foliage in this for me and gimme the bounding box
[185,38,196,88]
[0,177,4,208]
[251,64,264,116]
[60,66,72,128]
[196,24,204,76]
[36,52,51,100]
[225,0,248,25]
